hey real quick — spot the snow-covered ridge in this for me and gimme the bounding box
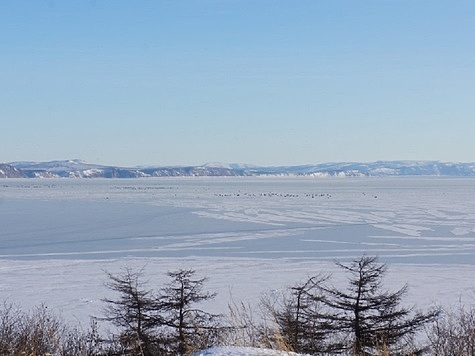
[2,160,475,178]
[0,163,25,178]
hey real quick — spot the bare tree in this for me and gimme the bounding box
[102,267,162,355]
[317,256,440,355]
[158,269,222,355]
[264,256,440,355]
[262,274,331,354]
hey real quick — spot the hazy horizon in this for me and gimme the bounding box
[5,157,475,168]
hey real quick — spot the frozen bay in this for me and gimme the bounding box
[1,177,475,325]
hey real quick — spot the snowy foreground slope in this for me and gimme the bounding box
[0,177,475,329]
[193,346,305,355]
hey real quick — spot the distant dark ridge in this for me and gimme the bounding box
[4,160,475,178]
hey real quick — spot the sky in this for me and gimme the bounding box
[1,0,474,167]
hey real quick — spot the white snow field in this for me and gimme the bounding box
[1,177,475,330]
[193,346,304,355]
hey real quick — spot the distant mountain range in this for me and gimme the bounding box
[1,160,475,178]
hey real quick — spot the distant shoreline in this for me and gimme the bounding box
[2,160,475,178]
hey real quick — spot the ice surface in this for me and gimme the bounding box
[1,177,475,327]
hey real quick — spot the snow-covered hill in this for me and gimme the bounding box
[0,163,25,178]
[7,160,246,178]
[255,161,475,177]
[3,160,475,178]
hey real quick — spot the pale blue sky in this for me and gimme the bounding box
[1,0,474,166]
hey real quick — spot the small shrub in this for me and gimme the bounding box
[428,303,475,355]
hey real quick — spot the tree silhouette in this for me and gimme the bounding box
[102,267,162,355]
[267,256,440,355]
[263,274,331,354]
[158,269,222,355]
[318,256,440,354]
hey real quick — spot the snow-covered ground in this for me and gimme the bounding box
[193,346,305,355]
[1,177,475,328]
